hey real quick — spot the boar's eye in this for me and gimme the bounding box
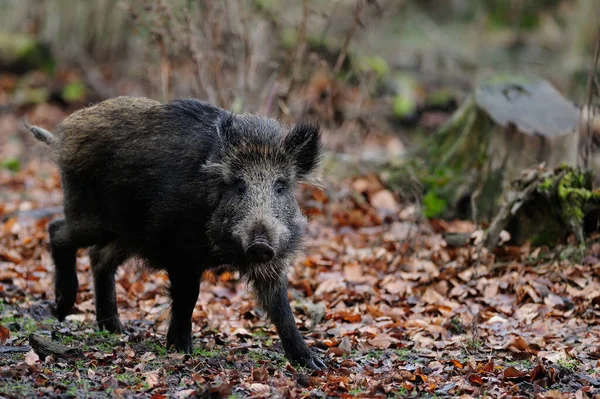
[275,179,288,195]
[234,178,247,195]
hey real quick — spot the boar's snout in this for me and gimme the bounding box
[244,221,277,263]
[246,238,275,263]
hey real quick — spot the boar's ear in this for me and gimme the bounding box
[284,120,322,185]
[217,113,239,147]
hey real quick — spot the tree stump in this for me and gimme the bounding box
[387,74,581,222]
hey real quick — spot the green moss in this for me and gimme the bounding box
[538,177,555,191]
[1,158,21,172]
[254,0,280,13]
[426,88,455,107]
[61,81,87,102]
[554,169,599,241]
[356,55,389,78]
[393,95,418,118]
[422,191,448,218]
[280,27,297,50]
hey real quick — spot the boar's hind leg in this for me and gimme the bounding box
[90,243,129,334]
[166,269,201,353]
[49,218,110,321]
[49,218,80,321]
[253,278,326,370]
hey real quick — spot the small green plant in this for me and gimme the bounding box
[444,317,466,335]
[149,341,167,356]
[394,348,411,361]
[247,349,286,367]
[116,372,140,385]
[366,349,383,360]
[22,317,38,333]
[60,335,75,345]
[557,358,580,371]
[41,318,56,326]
[251,327,268,339]
[0,383,29,396]
[392,386,409,397]
[466,338,483,350]
[0,314,16,324]
[349,388,367,396]
[96,341,113,353]
[193,347,220,358]
[73,359,86,370]
[505,359,533,369]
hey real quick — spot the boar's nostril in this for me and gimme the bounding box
[246,241,275,263]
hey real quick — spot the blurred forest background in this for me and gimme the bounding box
[1,0,597,148]
[2,1,600,398]
[2,0,599,222]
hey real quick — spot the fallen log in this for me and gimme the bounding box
[28,333,82,360]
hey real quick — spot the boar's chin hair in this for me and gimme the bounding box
[239,255,295,285]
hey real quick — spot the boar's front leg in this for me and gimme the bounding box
[253,277,325,370]
[166,269,201,353]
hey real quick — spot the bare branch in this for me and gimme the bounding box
[581,29,600,169]
[333,0,365,75]
[286,0,310,98]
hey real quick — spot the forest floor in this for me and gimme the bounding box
[2,102,600,399]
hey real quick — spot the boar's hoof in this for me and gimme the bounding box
[54,291,77,322]
[166,334,193,354]
[294,351,326,370]
[98,317,124,334]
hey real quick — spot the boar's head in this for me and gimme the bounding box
[204,114,321,274]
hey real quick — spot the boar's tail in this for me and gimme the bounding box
[23,119,55,145]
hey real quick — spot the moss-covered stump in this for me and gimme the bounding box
[484,165,600,249]
[385,74,580,222]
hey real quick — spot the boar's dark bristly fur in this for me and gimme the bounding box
[27,96,325,370]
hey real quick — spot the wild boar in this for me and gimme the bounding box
[26,96,325,369]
